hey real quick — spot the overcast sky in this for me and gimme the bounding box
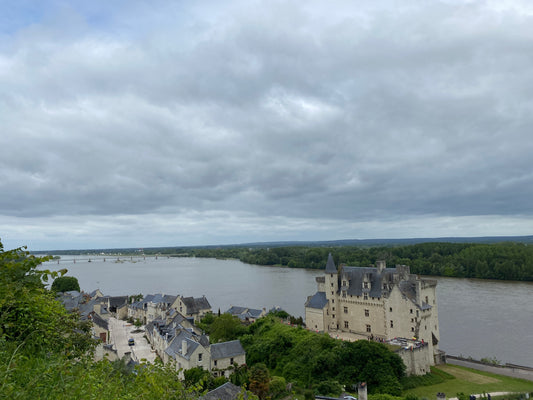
[2,0,533,251]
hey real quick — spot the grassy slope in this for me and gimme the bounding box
[404,365,533,398]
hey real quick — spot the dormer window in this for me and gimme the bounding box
[363,282,369,289]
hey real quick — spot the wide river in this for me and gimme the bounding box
[44,255,533,367]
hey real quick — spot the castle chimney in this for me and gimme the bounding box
[182,340,187,355]
[376,260,386,273]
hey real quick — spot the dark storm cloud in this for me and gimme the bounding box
[2,0,533,249]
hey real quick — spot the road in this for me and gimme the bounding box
[108,317,157,363]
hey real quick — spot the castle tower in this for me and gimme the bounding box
[324,253,339,330]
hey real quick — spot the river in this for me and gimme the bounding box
[43,255,533,367]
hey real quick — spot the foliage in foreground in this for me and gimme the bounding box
[0,241,194,399]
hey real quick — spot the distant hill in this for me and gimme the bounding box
[32,235,533,255]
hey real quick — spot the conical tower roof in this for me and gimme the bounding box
[325,253,337,273]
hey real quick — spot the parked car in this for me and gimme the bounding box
[128,338,135,346]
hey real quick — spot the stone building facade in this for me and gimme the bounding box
[305,254,441,366]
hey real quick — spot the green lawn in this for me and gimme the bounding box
[404,365,533,399]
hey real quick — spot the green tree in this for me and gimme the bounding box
[249,363,270,400]
[0,242,93,357]
[207,313,247,343]
[51,276,80,292]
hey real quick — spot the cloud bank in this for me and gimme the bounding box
[2,0,533,250]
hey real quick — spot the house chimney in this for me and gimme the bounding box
[182,340,187,355]
[358,382,367,400]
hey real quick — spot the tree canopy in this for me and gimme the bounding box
[51,275,81,293]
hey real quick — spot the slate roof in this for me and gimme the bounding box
[210,340,245,360]
[201,382,248,400]
[325,253,337,273]
[202,382,248,400]
[164,330,201,361]
[226,306,264,321]
[107,296,128,308]
[339,266,394,298]
[90,312,109,330]
[181,296,211,314]
[305,292,328,309]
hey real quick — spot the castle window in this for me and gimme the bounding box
[344,321,349,328]
[342,280,347,286]
[343,307,348,314]
[332,314,335,318]
[198,353,203,362]
[364,294,368,300]
[389,307,393,312]
[411,327,415,332]
[332,299,334,303]
[331,282,334,287]
[366,324,371,332]
[332,307,335,311]
[364,309,369,317]
[363,282,369,289]
[410,309,413,314]
[390,320,394,328]
[214,360,217,367]
[331,291,334,295]
[342,291,346,298]
[230,358,234,364]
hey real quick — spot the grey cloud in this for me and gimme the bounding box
[2,0,533,248]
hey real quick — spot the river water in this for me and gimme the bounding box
[44,255,533,367]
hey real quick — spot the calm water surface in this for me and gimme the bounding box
[44,256,533,367]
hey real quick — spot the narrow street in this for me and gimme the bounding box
[108,317,157,363]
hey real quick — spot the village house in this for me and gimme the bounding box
[128,293,177,324]
[305,254,442,367]
[171,295,212,322]
[226,306,267,323]
[146,311,246,379]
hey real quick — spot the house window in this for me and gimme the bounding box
[366,324,371,332]
[390,320,394,328]
[364,309,369,317]
[344,321,349,328]
[343,306,348,314]
[198,353,203,362]
[364,294,368,300]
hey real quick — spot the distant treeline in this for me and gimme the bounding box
[185,242,533,281]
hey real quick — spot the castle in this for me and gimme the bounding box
[305,254,441,366]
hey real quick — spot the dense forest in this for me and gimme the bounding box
[186,242,533,281]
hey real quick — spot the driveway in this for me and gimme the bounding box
[108,317,157,363]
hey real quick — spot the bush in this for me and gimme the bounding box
[51,276,81,292]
